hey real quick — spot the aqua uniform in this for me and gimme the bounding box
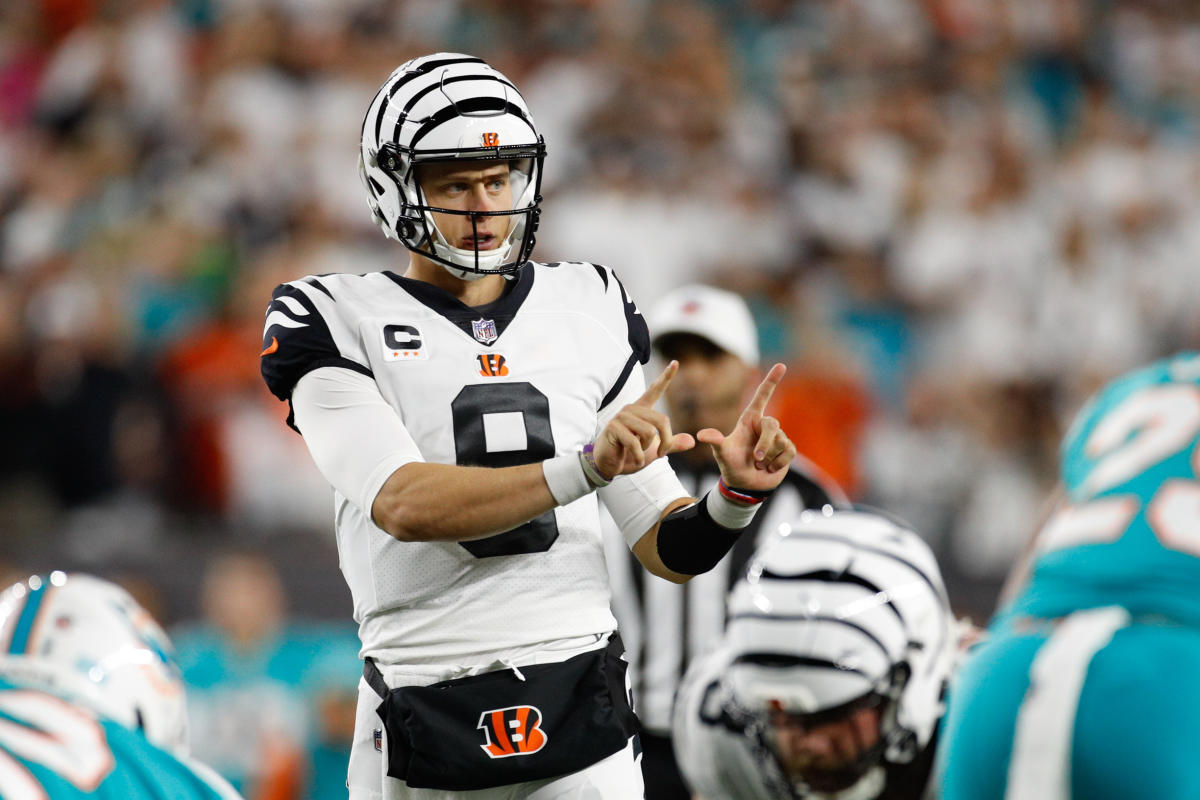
[999,351,1200,628]
[938,352,1200,800]
[0,675,241,800]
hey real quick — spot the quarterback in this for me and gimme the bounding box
[0,573,243,800]
[259,53,797,799]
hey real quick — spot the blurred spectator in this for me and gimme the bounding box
[1,0,1200,639]
[173,550,359,800]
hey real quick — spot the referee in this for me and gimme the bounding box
[602,284,849,799]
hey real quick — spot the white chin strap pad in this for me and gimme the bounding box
[425,211,520,276]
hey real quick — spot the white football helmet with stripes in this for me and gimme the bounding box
[359,53,545,280]
[0,573,189,754]
[722,508,955,799]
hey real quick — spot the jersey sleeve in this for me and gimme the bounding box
[587,264,651,412]
[292,366,424,518]
[260,279,373,429]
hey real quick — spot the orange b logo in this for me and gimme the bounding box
[477,353,509,377]
[478,706,548,758]
[482,132,500,147]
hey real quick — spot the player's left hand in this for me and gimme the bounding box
[695,363,795,492]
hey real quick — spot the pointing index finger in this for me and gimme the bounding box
[742,363,786,419]
[637,360,678,407]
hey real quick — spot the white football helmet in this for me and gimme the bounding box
[359,52,545,280]
[0,572,189,754]
[721,508,955,800]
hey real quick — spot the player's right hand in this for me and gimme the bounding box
[592,361,695,479]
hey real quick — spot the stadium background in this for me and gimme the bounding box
[1,0,1198,796]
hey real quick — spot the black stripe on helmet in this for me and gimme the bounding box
[758,568,906,627]
[397,74,520,131]
[732,653,869,679]
[761,530,949,668]
[407,97,535,150]
[726,612,893,664]
[370,56,487,143]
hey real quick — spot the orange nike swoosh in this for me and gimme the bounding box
[260,336,279,356]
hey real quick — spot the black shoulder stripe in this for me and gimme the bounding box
[306,277,334,300]
[600,352,639,411]
[591,263,609,291]
[611,272,650,364]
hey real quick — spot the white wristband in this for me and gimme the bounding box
[705,488,762,530]
[542,453,595,506]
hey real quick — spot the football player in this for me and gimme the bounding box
[604,283,848,798]
[672,508,958,800]
[937,351,1200,800]
[0,572,243,799]
[259,53,798,799]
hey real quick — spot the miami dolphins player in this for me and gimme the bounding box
[938,352,1200,800]
[0,572,242,799]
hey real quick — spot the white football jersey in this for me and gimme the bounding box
[673,647,777,800]
[262,261,661,664]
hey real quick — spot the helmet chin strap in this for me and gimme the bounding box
[425,211,522,280]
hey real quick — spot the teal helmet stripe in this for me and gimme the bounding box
[7,581,47,655]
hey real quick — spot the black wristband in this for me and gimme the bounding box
[656,492,746,576]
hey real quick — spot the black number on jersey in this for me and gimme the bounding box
[451,383,559,557]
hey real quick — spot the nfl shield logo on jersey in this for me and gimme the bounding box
[471,318,499,345]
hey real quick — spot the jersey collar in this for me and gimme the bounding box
[385,264,535,346]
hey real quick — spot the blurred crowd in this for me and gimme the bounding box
[3,0,1200,751]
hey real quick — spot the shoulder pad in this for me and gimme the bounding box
[260,281,372,403]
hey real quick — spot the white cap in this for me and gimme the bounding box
[647,284,759,366]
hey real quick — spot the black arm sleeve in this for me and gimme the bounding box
[655,493,746,576]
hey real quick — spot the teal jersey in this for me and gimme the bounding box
[0,675,240,800]
[1002,352,1200,627]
